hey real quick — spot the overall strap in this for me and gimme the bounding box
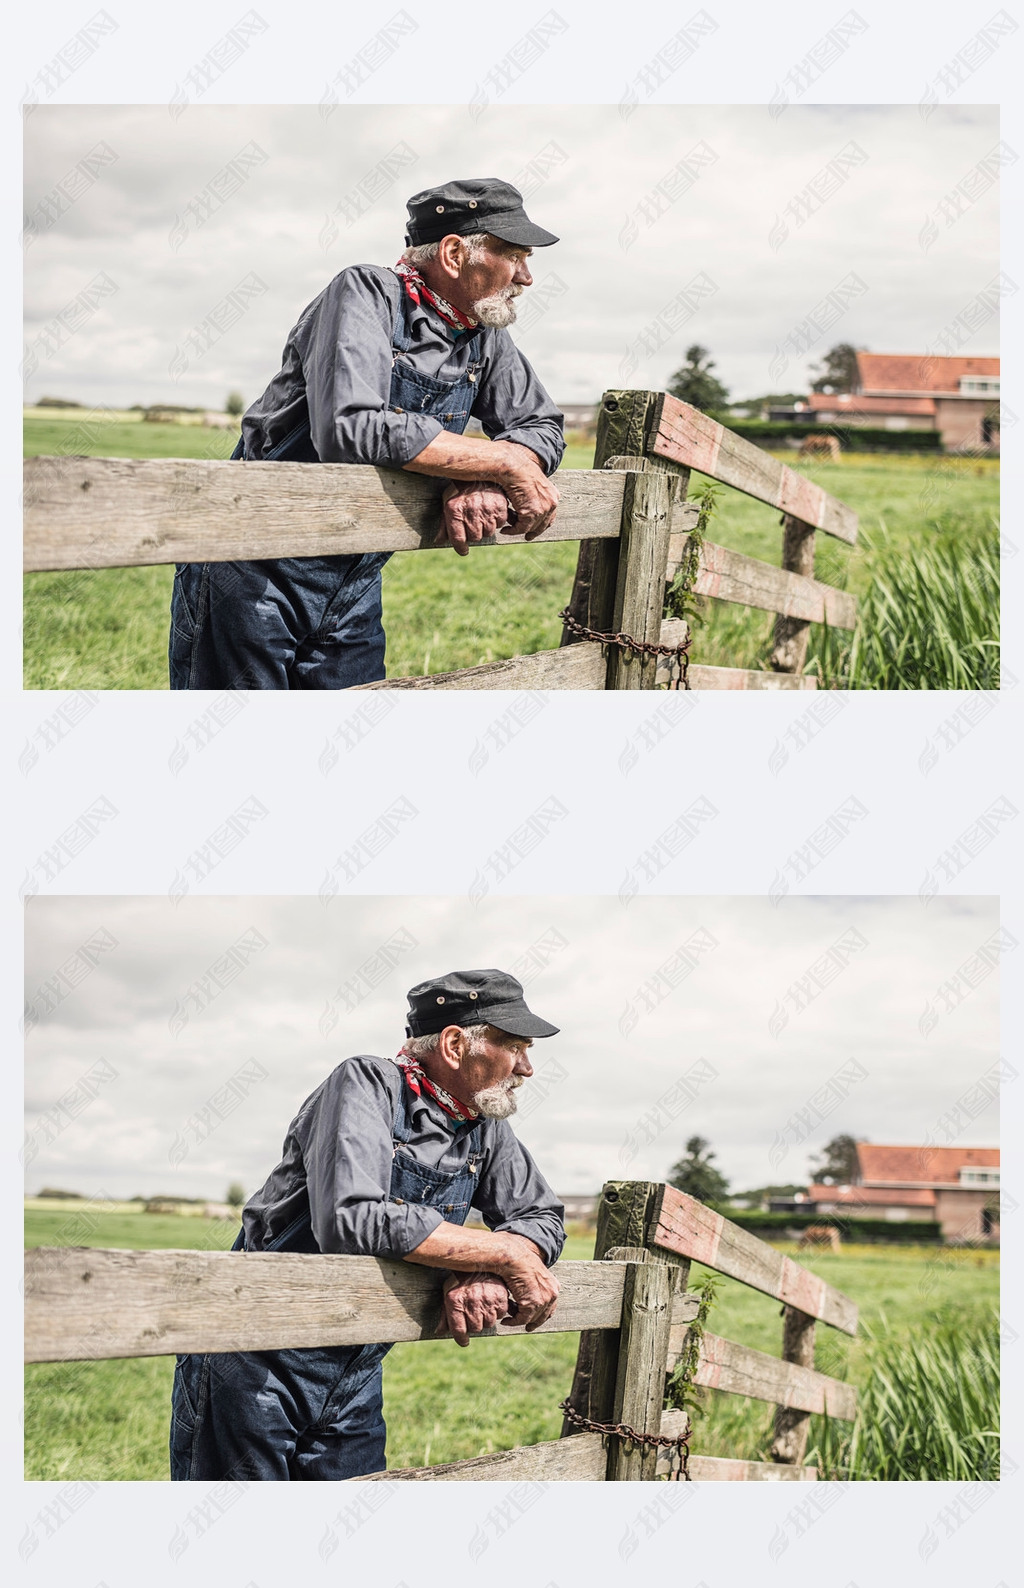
[390,274,413,357]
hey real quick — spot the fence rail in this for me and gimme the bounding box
[25,1179,858,1482]
[23,390,858,691]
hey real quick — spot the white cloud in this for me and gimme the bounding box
[23,104,999,409]
[24,895,1001,1201]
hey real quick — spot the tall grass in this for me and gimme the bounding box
[806,512,1000,690]
[806,1307,1000,1481]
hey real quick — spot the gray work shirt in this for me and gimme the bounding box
[241,263,566,475]
[241,1055,566,1267]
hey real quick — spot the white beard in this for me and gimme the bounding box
[472,1076,524,1118]
[471,287,522,328]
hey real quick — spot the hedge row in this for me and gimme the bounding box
[718,420,944,453]
[727,1210,943,1243]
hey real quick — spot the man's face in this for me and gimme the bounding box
[456,1025,534,1117]
[456,237,534,327]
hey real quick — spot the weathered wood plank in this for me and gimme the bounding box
[24,1250,628,1362]
[355,1433,608,1481]
[663,661,818,690]
[650,1185,859,1334]
[650,393,858,545]
[355,1434,818,1482]
[677,537,856,629]
[771,516,819,673]
[665,1326,857,1421]
[23,459,626,571]
[609,1259,675,1478]
[772,1307,818,1462]
[353,643,608,691]
[658,1420,818,1481]
[607,469,673,690]
[354,643,822,692]
[656,624,818,689]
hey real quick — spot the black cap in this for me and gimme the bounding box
[405,969,559,1039]
[405,178,559,249]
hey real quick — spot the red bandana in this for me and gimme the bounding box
[394,260,478,333]
[394,1050,477,1122]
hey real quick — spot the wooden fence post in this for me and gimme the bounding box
[561,1184,655,1434]
[607,1255,674,1480]
[770,1306,816,1464]
[561,390,663,644]
[770,515,816,673]
[562,1182,689,1441]
[606,468,673,690]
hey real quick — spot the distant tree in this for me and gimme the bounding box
[808,1133,865,1186]
[667,345,730,413]
[226,1181,246,1207]
[668,1135,730,1206]
[809,343,863,394]
[225,391,245,416]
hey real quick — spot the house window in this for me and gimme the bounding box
[959,377,1000,395]
[959,1168,999,1186]
[885,1207,909,1221]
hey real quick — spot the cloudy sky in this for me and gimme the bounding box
[24,895,1000,1203]
[23,103,1000,410]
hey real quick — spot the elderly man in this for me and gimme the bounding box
[169,178,564,689]
[169,969,564,1481]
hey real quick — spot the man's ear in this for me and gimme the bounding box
[436,235,464,279]
[435,1025,465,1070]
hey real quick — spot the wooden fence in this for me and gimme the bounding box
[23,390,857,691]
[25,1179,858,1482]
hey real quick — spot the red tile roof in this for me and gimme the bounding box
[856,353,999,394]
[808,1184,936,1207]
[807,392,937,417]
[856,1144,999,1185]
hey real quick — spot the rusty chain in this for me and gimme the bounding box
[557,607,692,690]
[559,1398,693,1480]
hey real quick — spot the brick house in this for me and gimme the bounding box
[807,1143,999,1243]
[807,353,1000,452]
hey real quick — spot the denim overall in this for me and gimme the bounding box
[169,1083,484,1480]
[168,286,483,690]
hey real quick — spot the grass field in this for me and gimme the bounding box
[24,1206,999,1480]
[23,414,999,688]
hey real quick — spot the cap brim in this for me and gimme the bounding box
[483,212,559,248]
[485,1004,560,1039]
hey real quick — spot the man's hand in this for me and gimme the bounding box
[500,461,559,542]
[437,1271,513,1346]
[438,481,512,556]
[501,1241,560,1332]
[404,435,560,544]
[405,1224,561,1334]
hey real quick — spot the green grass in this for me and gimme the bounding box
[24,1207,999,1480]
[806,1308,1000,1481]
[23,417,999,688]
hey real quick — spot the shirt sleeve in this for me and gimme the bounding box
[301,266,445,467]
[302,1057,445,1257]
[470,330,566,476]
[471,1122,566,1267]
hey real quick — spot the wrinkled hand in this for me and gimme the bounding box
[438,1271,514,1347]
[502,1248,560,1333]
[438,482,513,557]
[502,466,559,541]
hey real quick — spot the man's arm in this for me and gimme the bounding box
[404,434,558,546]
[405,1222,559,1341]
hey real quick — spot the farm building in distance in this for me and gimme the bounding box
[806,353,1000,452]
[806,1143,1000,1243]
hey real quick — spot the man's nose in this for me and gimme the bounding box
[513,259,533,286]
[514,1051,534,1077]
